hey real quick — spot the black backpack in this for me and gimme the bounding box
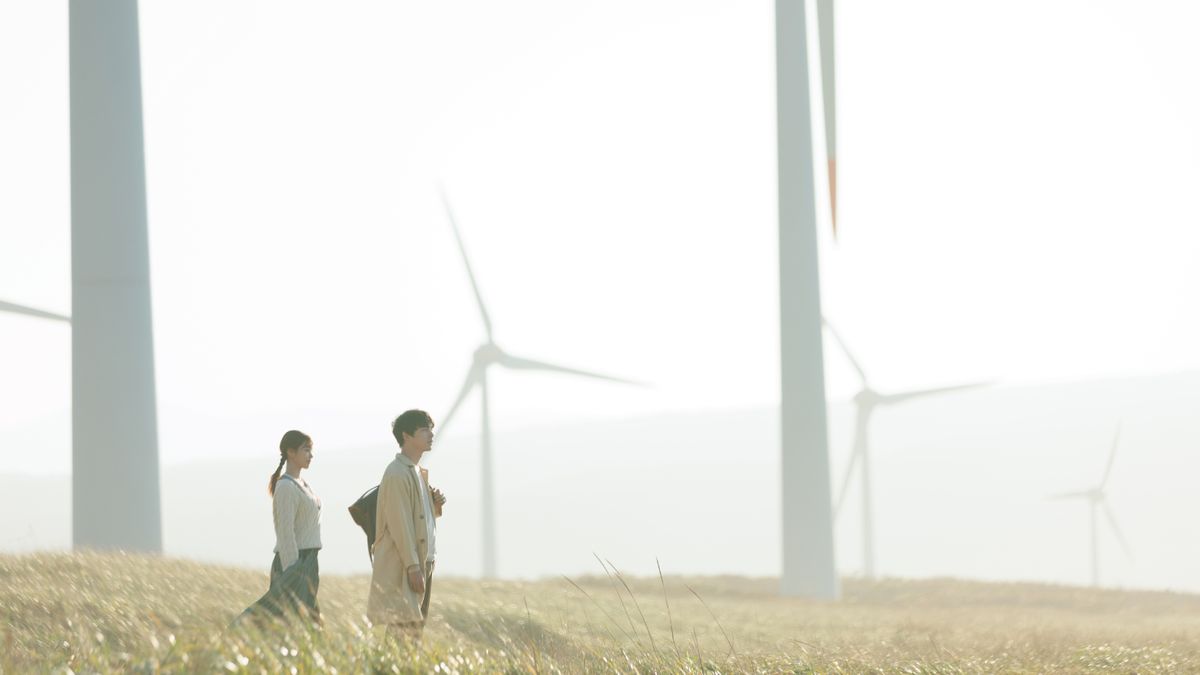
[347,485,379,562]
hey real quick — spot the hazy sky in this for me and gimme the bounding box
[2,0,1200,475]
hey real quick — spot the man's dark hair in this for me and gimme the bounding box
[392,409,434,447]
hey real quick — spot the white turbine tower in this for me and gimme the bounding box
[2,2,161,553]
[1049,425,1132,587]
[824,320,989,579]
[70,0,162,551]
[436,189,640,578]
[777,0,839,599]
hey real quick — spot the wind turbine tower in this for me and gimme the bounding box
[70,0,162,551]
[776,0,839,598]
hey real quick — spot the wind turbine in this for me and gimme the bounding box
[1049,425,1132,587]
[2,1,162,553]
[824,320,989,579]
[436,188,640,578]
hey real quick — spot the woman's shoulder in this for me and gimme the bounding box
[274,476,302,496]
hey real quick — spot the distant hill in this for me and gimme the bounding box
[2,371,1198,592]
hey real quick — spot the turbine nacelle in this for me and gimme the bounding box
[1051,489,1107,504]
[852,388,880,409]
[474,342,504,366]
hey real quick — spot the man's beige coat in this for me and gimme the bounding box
[366,453,436,625]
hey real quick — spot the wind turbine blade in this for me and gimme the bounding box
[881,381,992,406]
[1099,423,1121,490]
[0,300,70,323]
[833,445,860,519]
[438,364,481,435]
[821,318,868,385]
[438,185,494,341]
[1100,499,1133,559]
[496,352,643,386]
[1046,490,1091,501]
[816,0,837,236]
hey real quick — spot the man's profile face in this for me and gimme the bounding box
[405,425,434,453]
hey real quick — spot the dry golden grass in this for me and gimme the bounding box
[3,552,1200,673]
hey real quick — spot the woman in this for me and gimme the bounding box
[239,430,323,624]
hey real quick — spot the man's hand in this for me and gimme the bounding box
[431,488,446,508]
[408,566,426,595]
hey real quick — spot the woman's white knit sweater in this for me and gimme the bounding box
[272,475,322,570]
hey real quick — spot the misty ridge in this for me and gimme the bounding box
[3,370,1196,590]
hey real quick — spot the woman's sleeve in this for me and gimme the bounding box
[272,482,300,570]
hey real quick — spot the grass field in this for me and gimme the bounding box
[3,552,1200,673]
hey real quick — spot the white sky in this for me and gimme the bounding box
[2,0,1200,475]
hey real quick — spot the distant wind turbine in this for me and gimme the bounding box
[1048,424,1132,587]
[436,187,641,578]
[824,319,990,579]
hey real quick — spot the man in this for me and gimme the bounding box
[367,409,446,638]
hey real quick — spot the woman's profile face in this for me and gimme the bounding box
[288,440,314,469]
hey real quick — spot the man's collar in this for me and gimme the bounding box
[395,452,418,467]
